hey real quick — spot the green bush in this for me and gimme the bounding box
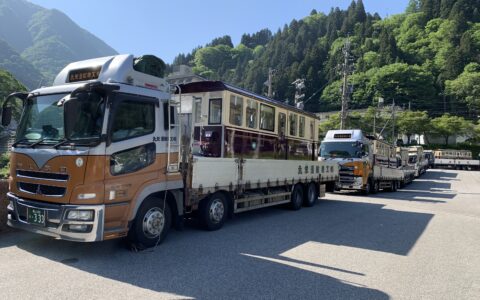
[0,153,10,179]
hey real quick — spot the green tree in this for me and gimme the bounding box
[0,69,27,125]
[319,113,340,137]
[369,63,436,111]
[445,63,480,110]
[396,110,431,144]
[430,114,473,145]
[207,35,234,48]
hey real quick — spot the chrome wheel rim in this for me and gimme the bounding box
[142,207,165,238]
[209,199,225,223]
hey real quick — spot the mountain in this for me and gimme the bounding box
[0,68,26,101]
[0,0,117,88]
[0,39,44,89]
[170,0,480,118]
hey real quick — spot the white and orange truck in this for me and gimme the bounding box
[319,129,405,194]
[1,54,338,249]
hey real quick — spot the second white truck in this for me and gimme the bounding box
[319,129,405,194]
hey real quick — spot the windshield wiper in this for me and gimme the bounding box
[12,138,46,148]
[12,138,32,147]
[53,138,74,149]
[28,139,47,148]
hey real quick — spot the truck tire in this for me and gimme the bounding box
[392,181,398,192]
[127,197,172,250]
[362,181,371,195]
[304,182,318,207]
[291,184,304,210]
[371,180,379,194]
[200,192,227,231]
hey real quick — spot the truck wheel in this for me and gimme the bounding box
[304,182,318,207]
[200,192,227,231]
[362,181,371,195]
[392,181,398,192]
[371,180,379,194]
[128,197,172,250]
[291,184,304,210]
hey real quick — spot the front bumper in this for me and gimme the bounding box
[7,192,104,242]
[337,176,364,190]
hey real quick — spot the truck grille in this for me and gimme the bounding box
[339,165,354,183]
[18,182,66,197]
[17,170,69,181]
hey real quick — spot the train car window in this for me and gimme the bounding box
[310,120,315,140]
[246,99,258,129]
[229,95,243,126]
[260,104,275,131]
[289,113,297,136]
[194,98,202,123]
[299,116,305,138]
[209,98,222,124]
[278,113,286,137]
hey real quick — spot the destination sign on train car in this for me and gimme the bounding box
[67,66,102,83]
[334,133,352,139]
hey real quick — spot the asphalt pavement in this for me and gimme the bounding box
[0,169,479,299]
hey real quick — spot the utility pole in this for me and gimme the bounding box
[266,68,277,98]
[373,97,384,137]
[392,98,396,144]
[292,78,305,110]
[340,38,353,130]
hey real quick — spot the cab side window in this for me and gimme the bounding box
[111,101,155,142]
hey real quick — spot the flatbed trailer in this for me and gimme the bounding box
[190,157,338,213]
[434,158,480,170]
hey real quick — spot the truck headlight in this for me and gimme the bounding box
[66,210,94,221]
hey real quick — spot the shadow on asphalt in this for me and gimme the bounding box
[0,197,436,299]
[337,169,457,203]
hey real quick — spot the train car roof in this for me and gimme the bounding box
[178,80,318,119]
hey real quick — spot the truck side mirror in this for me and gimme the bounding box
[1,106,12,127]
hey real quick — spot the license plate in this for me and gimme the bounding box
[27,208,46,226]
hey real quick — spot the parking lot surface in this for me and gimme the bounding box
[0,169,479,299]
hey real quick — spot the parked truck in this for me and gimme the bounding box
[396,147,416,186]
[433,149,480,170]
[408,146,428,177]
[1,54,339,249]
[319,129,404,194]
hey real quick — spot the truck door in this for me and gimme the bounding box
[104,93,159,205]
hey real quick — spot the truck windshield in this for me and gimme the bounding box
[408,155,417,164]
[16,92,105,145]
[320,141,362,159]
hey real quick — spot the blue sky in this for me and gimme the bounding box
[29,0,410,63]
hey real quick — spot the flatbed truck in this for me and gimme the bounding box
[1,54,339,249]
[319,130,404,194]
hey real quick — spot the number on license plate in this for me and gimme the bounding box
[27,208,46,226]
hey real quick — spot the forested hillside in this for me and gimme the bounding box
[170,0,480,117]
[0,0,117,88]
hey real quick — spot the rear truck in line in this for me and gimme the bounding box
[319,129,405,194]
[408,146,428,177]
[433,149,480,170]
[396,147,416,186]
[1,54,339,249]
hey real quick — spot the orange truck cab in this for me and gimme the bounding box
[2,55,184,247]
